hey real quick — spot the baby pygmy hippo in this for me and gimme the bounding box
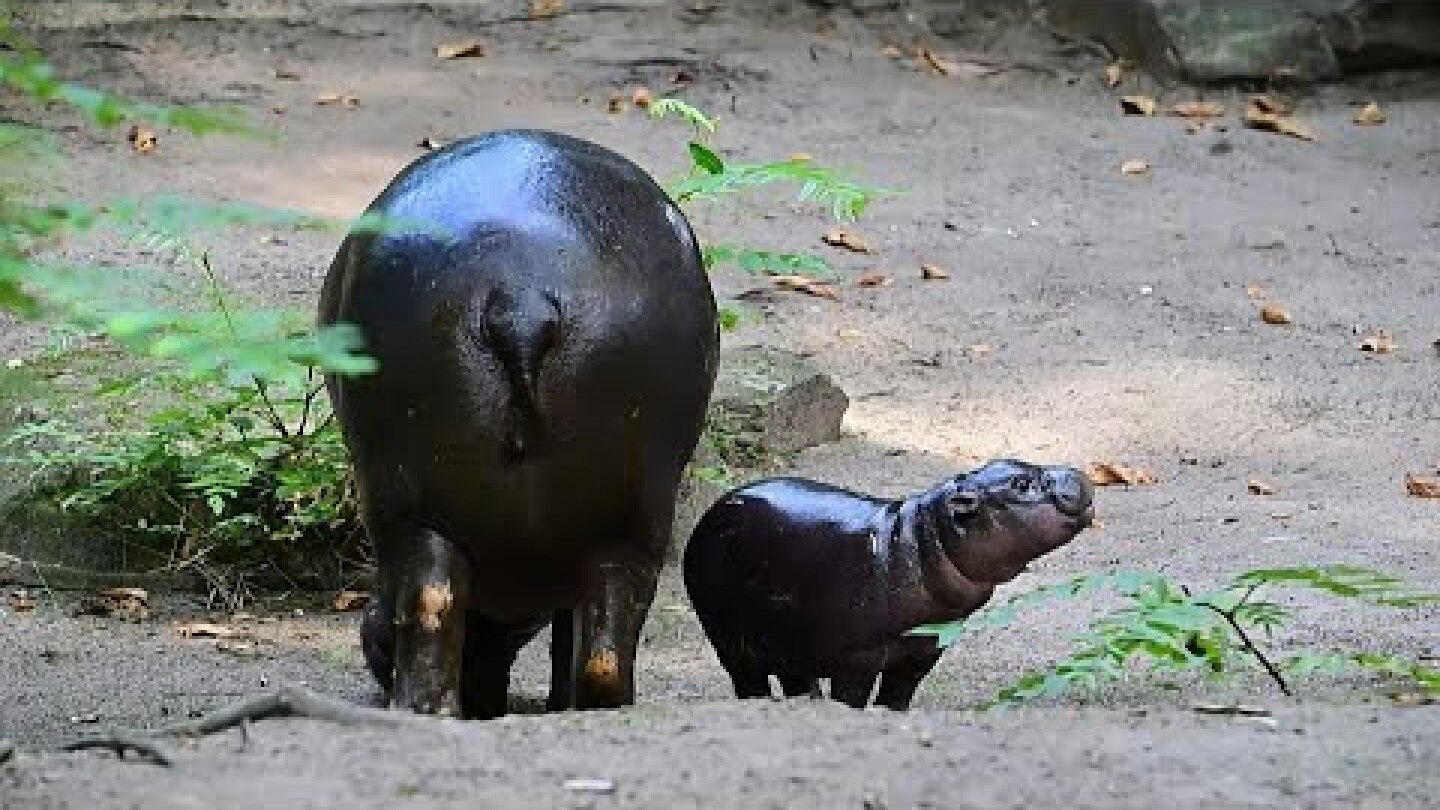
[683,459,1095,710]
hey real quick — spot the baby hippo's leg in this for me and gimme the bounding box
[873,645,945,711]
[829,668,880,709]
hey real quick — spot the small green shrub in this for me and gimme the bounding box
[2,246,363,587]
[913,565,1440,707]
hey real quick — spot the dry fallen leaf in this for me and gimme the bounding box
[837,327,863,341]
[1387,690,1436,707]
[1247,479,1275,496]
[1250,94,1293,116]
[856,272,892,288]
[79,587,150,621]
[881,45,905,59]
[1353,101,1386,126]
[631,86,653,109]
[1244,98,1315,141]
[606,95,626,114]
[417,137,448,150]
[435,39,484,59]
[6,589,36,613]
[1260,304,1293,325]
[1086,462,1159,487]
[1405,474,1440,499]
[1104,62,1125,88]
[821,229,871,254]
[1358,331,1396,354]
[176,621,238,639]
[126,125,157,154]
[919,263,949,281]
[917,48,956,76]
[1170,100,1225,119]
[530,0,564,18]
[1245,283,1268,300]
[1120,158,1150,176]
[771,274,839,301]
[1120,95,1157,116]
[333,590,371,612]
[316,92,359,108]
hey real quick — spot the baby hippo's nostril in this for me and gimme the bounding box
[1046,467,1094,515]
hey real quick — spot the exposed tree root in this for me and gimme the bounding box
[54,685,416,768]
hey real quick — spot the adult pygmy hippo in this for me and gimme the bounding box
[683,459,1094,710]
[320,129,719,718]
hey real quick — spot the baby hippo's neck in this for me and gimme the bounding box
[888,485,997,628]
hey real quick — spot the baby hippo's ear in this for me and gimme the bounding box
[946,486,982,522]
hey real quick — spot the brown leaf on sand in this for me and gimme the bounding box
[316,92,359,108]
[126,125,157,154]
[1404,474,1440,499]
[856,272,892,288]
[1247,479,1275,496]
[78,587,150,621]
[435,39,484,59]
[881,45,905,59]
[821,229,872,254]
[1244,97,1315,141]
[1086,462,1158,487]
[6,589,36,613]
[918,48,952,75]
[1259,304,1293,325]
[631,86,653,109]
[1120,95,1157,116]
[1119,158,1150,176]
[1250,94,1293,116]
[606,94,626,114]
[530,0,564,18]
[1358,331,1396,354]
[1104,62,1125,88]
[333,590,371,612]
[176,621,239,639]
[1353,101,1386,126]
[919,263,949,281]
[771,274,839,301]
[1170,100,1225,119]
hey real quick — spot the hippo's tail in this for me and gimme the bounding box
[480,288,561,461]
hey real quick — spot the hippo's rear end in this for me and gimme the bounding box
[320,130,719,717]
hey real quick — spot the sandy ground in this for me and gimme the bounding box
[1,1,1438,807]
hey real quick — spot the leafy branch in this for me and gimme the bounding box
[647,96,894,279]
[911,565,1440,707]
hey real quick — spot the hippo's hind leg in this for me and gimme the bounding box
[560,555,663,710]
[706,631,772,700]
[385,528,470,716]
[873,644,944,711]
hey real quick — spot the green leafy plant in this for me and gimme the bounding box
[912,566,1440,707]
[648,96,894,279]
[2,243,364,589]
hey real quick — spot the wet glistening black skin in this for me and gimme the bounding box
[683,459,1095,710]
[320,129,720,718]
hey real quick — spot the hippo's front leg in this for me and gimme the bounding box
[387,529,470,716]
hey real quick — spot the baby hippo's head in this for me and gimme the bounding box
[940,458,1094,584]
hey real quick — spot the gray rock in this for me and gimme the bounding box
[1038,0,1440,83]
[673,346,849,545]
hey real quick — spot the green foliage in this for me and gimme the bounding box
[1,244,362,585]
[911,566,1440,707]
[648,96,893,279]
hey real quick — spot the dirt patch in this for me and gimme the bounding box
[2,1,1439,806]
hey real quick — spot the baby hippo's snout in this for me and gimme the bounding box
[1044,466,1094,520]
